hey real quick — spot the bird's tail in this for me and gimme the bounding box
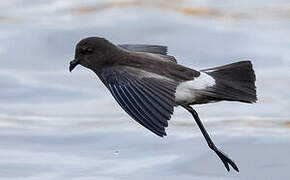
[201,61,257,103]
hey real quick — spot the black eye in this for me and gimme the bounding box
[81,47,94,54]
[86,48,94,53]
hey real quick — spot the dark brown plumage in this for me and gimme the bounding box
[69,36,257,173]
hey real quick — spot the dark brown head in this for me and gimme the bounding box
[69,37,118,72]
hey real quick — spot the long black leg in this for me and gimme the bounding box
[182,105,239,172]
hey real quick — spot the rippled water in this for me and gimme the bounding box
[1,0,290,179]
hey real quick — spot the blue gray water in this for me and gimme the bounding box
[0,0,290,179]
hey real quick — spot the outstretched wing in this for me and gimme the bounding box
[118,44,177,64]
[118,44,167,55]
[101,66,178,137]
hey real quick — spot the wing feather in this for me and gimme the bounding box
[101,66,177,137]
[134,80,173,118]
[118,44,167,55]
[110,84,165,136]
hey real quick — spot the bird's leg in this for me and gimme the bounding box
[182,105,239,172]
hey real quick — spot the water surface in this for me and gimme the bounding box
[0,0,290,179]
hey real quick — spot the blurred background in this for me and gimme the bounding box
[0,0,290,179]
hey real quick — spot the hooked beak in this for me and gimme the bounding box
[69,59,79,72]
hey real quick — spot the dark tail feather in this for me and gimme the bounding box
[201,61,257,103]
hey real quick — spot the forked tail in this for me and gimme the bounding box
[201,61,257,103]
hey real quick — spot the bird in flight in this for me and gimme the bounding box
[69,37,257,172]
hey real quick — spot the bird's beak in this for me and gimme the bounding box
[69,59,79,72]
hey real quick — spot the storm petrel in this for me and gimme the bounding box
[69,37,257,172]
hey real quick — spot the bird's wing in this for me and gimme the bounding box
[118,44,167,55]
[101,66,178,137]
[118,44,177,64]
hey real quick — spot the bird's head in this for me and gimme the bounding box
[69,37,117,72]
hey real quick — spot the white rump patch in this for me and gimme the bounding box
[175,72,216,104]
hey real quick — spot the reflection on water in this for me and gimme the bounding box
[1,0,290,179]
